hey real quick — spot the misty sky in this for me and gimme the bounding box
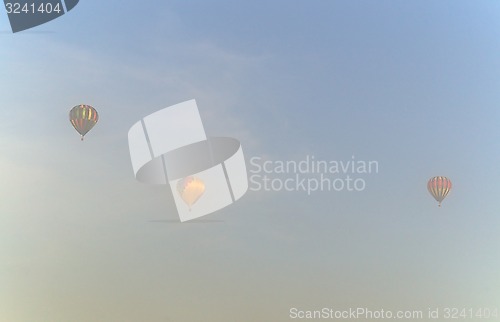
[1,1,500,321]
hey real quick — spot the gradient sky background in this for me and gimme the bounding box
[1,1,500,321]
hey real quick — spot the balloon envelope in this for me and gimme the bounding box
[177,176,205,210]
[69,104,98,140]
[427,176,452,206]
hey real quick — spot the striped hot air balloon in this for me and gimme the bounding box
[427,176,452,207]
[69,104,99,141]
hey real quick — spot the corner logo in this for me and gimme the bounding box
[4,0,79,33]
[128,100,249,222]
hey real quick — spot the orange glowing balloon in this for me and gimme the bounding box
[177,176,205,210]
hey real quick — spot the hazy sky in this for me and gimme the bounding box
[1,1,500,321]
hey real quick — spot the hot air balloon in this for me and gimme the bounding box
[69,104,98,141]
[427,176,452,207]
[177,176,205,210]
